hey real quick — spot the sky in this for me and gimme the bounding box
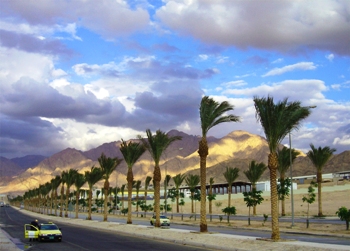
[0,0,349,159]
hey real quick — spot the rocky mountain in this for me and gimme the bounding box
[11,155,47,169]
[0,155,47,187]
[0,130,349,195]
[0,157,23,185]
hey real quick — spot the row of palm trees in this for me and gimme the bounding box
[197,95,335,241]
[22,154,121,222]
[19,95,335,241]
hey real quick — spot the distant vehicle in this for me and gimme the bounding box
[0,202,4,207]
[150,215,170,226]
[24,222,62,242]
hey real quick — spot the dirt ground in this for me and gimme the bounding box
[156,182,350,237]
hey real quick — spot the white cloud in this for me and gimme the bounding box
[326,53,335,62]
[198,54,209,61]
[1,0,150,39]
[333,135,350,145]
[331,84,341,90]
[156,0,350,55]
[262,62,317,77]
[216,56,229,64]
[222,80,247,88]
[272,58,284,64]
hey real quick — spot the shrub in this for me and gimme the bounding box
[336,206,350,230]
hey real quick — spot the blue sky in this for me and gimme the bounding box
[0,0,349,159]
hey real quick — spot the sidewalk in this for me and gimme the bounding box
[1,208,348,251]
[0,228,21,251]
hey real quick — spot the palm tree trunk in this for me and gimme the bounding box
[87,189,92,220]
[198,137,208,233]
[209,187,212,214]
[75,191,79,218]
[50,192,53,215]
[60,186,64,217]
[127,169,133,224]
[252,184,257,215]
[281,174,286,216]
[269,152,280,241]
[103,180,109,221]
[191,192,194,213]
[154,165,161,227]
[176,193,180,213]
[228,186,231,208]
[54,192,58,216]
[317,171,323,217]
[65,188,69,217]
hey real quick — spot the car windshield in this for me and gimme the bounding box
[40,224,58,230]
[160,216,168,219]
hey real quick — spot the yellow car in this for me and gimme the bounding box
[24,222,62,242]
[150,215,170,226]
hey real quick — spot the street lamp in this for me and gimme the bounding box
[290,105,316,227]
[289,132,295,227]
[164,148,183,215]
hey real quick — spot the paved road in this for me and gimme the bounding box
[0,206,214,251]
[82,212,350,246]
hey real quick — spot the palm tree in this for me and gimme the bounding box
[120,184,126,210]
[135,180,142,212]
[277,147,299,216]
[223,167,239,208]
[208,177,215,214]
[59,171,67,217]
[65,169,78,217]
[307,144,336,217]
[144,176,152,203]
[138,129,182,227]
[98,153,123,221]
[85,166,103,220]
[119,139,145,224]
[50,176,61,216]
[198,96,240,232]
[73,173,86,219]
[253,95,312,240]
[40,182,51,215]
[164,174,171,213]
[172,173,186,213]
[185,174,200,214]
[243,160,267,215]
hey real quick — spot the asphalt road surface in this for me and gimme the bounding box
[0,206,214,251]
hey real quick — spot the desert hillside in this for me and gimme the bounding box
[0,130,349,195]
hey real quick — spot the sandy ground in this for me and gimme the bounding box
[161,182,350,236]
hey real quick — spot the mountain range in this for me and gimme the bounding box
[0,130,349,196]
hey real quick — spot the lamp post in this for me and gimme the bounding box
[289,132,295,227]
[165,163,168,215]
[164,148,183,215]
[290,105,316,227]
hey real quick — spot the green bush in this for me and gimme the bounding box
[336,206,350,230]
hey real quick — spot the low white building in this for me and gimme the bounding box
[256,181,297,192]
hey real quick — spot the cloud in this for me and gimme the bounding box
[245,55,269,65]
[156,0,350,55]
[262,62,317,77]
[326,53,335,62]
[0,115,66,158]
[73,62,120,78]
[223,79,327,102]
[1,0,150,39]
[1,77,116,120]
[0,29,73,56]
